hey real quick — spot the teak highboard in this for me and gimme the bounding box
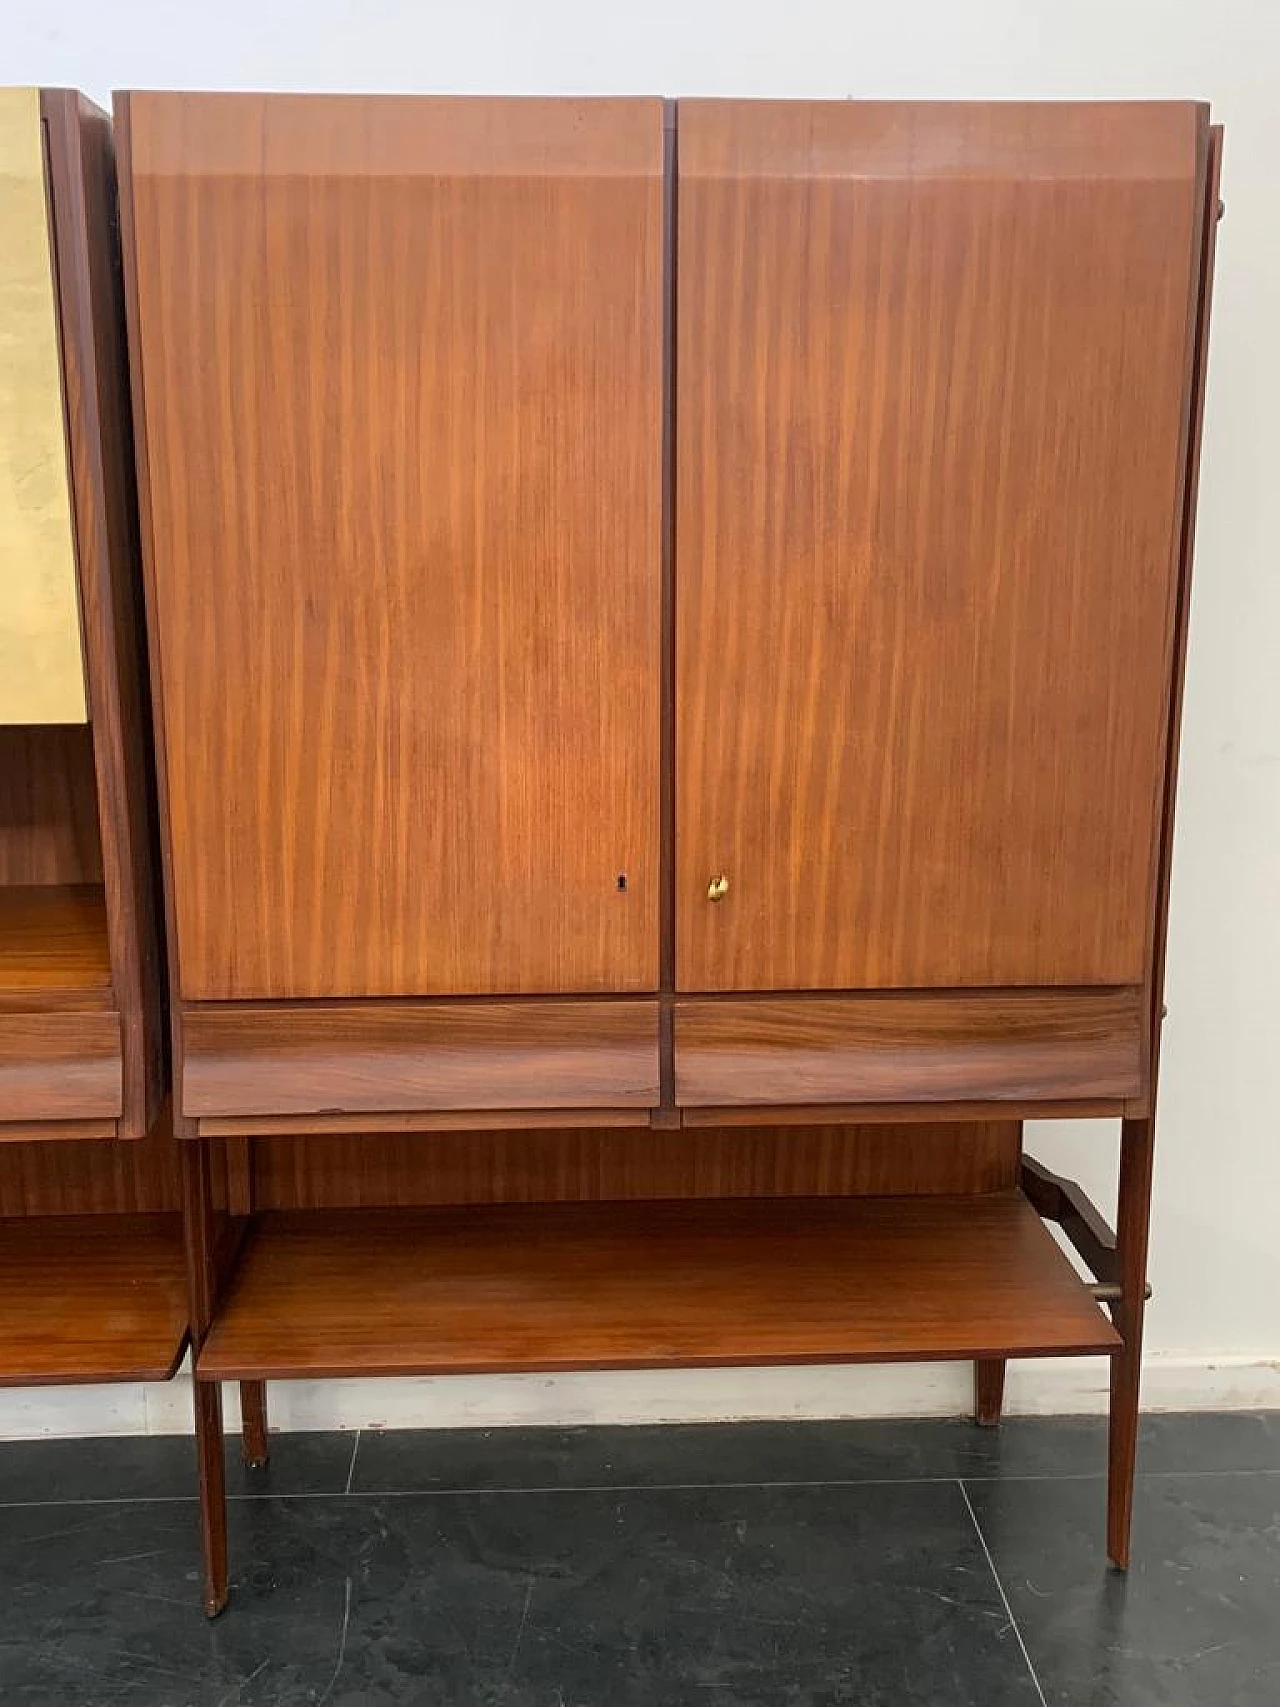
[113,92,1221,1615]
[0,90,183,1395]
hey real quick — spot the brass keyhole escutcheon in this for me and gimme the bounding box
[707,873,730,903]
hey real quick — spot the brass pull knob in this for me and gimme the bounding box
[707,874,729,903]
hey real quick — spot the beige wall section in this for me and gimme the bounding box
[0,87,86,725]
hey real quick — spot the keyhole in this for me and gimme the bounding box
[616,873,628,892]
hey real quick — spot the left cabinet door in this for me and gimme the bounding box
[120,94,664,1000]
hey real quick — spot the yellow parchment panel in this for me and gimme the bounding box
[0,88,87,724]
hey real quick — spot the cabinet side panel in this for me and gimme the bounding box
[676,100,1205,991]
[41,91,166,1137]
[124,94,664,999]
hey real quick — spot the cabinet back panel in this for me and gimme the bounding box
[0,1115,178,1214]
[676,100,1204,991]
[0,725,102,886]
[123,94,664,999]
[251,1119,1020,1208]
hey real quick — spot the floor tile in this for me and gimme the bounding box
[0,1429,355,1506]
[351,1415,1040,1493]
[350,1411,1280,1495]
[0,1481,1037,1705]
[966,1470,1280,1706]
[1129,1410,1280,1476]
[4,1413,1272,1513]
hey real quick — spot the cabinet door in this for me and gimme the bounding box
[123,94,663,999]
[0,88,86,725]
[676,101,1205,992]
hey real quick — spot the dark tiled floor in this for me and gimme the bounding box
[0,1414,1276,1705]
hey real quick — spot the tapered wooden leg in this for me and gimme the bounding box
[193,1379,229,1617]
[974,1358,1006,1427]
[181,1137,232,1612]
[1108,1115,1155,1569]
[240,1380,269,1468]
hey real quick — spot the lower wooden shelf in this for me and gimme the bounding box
[197,1192,1119,1382]
[0,1213,188,1384]
[0,885,112,1003]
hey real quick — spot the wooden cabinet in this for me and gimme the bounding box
[0,92,184,1397]
[116,92,1220,1613]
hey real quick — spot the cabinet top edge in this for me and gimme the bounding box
[115,90,667,179]
[677,97,1208,182]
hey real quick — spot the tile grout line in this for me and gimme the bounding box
[0,1461,1278,1510]
[959,1480,1049,1707]
[0,1473,1031,1510]
[344,1430,361,1495]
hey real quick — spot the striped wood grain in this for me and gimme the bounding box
[122,93,665,1000]
[675,100,1206,991]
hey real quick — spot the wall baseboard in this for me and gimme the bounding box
[2,1355,1277,1441]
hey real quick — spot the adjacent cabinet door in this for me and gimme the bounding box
[0,88,88,725]
[121,94,664,1000]
[676,100,1206,992]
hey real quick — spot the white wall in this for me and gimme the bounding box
[5,0,1278,1433]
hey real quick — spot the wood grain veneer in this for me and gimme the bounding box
[0,1120,117,1143]
[250,1120,1021,1209]
[198,1109,654,1137]
[674,989,1145,1107]
[0,88,87,725]
[675,99,1206,991]
[119,92,664,1001]
[197,1194,1119,1380]
[181,999,661,1117]
[0,727,102,886]
[43,90,167,1137]
[0,1213,186,1383]
[0,1008,121,1121]
[1107,122,1224,1574]
[680,1099,1124,1126]
[0,884,111,1004]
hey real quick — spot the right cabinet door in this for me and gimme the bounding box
[675,100,1206,993]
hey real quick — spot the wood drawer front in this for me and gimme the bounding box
[675,100,1204,991]
[674,990,1144,1108]
[0,89,87,725]
[0,1010,122,1121]
[182,1000,661,1119]
[123,94,664,1000]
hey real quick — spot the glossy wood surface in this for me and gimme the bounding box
[675,99,1205,991]
[0,88,87,725]
[181,999,661,1117]
[120,92,664,1000]
[0,884,111,1002]
[44,90,166,1136]
[0,1119,116,1143]
[0,727,103,886]
[0,1212,186,1383]
[0,1008,121,1121]
[198,1194,1118,1380]
[200,1109,653,1137]
[682,1099,1120,1126]
[1108,123,1224,1576]
[251,1120,1020,1208]
[674,989,1145,1106]
[0,1112,178,1215]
